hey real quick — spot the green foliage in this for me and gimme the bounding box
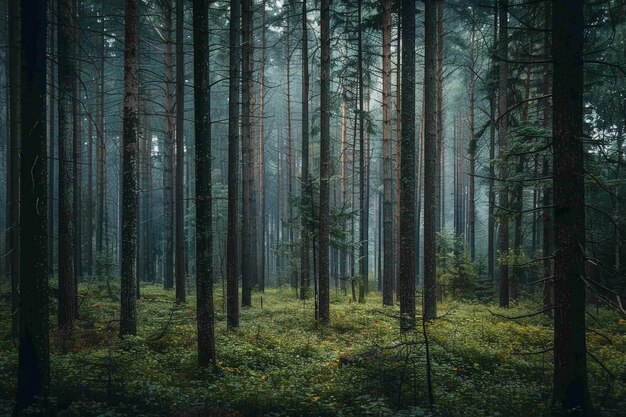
[437,233,479,300]
[0,284,624,417]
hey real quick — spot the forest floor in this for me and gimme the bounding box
[0,281,625,417]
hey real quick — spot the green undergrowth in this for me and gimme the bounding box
[0,281,624,416]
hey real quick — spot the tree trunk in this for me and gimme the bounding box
[226,0,241,329]
[357,0,367,303]
[317,0,330,324]
[258,1,267,292]
[498,0,510,308]
[241,0,254,307]
[7,0,20,338]
[119,0,139,337]
[487,0,498,289]
[193,0,216,366]
[175,0,186,303]
[48,6,55,278]
[467,27,476,260]
[552,1,588,413]
[16,0,49,411]
[299,0,310,300]
[162,0,174,289]
[423,0,438,322]
[381,0,393,306]
[58,0,77,329]
[542,1,553,317]
[399,0,417,328]
[436,0,445,233]
[96,7,106,266]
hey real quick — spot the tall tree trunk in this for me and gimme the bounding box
[120,0,139,337]
[96,7,106,265]
[299,0,310,300]
[357,0,367,303]
[73,0,83,292]
[58,0,77,329]
[258,0,267,292]
[467,27,476,260]
[497,0,510,308]
[194,0,216,366]
[542,2,553,316]
[436,0,445,233]
[285,3,296,290]
[226,0,241,329]
[175,0,186,303]
[423,0,438,321]
[7,0,21,338]
[16,0,49,411]
[395,14,401,297]
[487,0,498,289]
[318,0,330,324]
[48,6,56,277]
[552,0,588,413]
[241,0,254,307]
[163,0,174,289]
[399,0,417,329]
[381,0,393,306]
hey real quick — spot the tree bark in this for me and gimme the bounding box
[357,0,367,303]
[193,0,216,366]
[175,0,186,303]
[16,0,49,411]
[241,0,255,307]
[381,0,393,306]
[7,0,20,338]
[226,0,241,329]
[162,0,174,289]
[552,1,588,413]
[58,0,77,329]
[299,0,310,300]
[318,0,330,324]
[120,0,139,337]
[423,0,438,322]
[498,0,510,308]
[400,0,417,328]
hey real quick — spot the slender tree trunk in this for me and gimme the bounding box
[7,0,21,338]
[423,0,438,321]
[436,0,445,233]
[317,0,330,324]
[175,0,186,303]
[381,0,393,306]
[357,0,367,303]
[227,0,241,328]
[542,2,553,315]
[87,102,93,277]
[488,0,498,289]
[241,0,254,306]
[58,0,77,329]
[552,1,588,413]
[120,0,139,337]
[48,6,56,277]
[498,0,510,308]
[286,4,296,290]
[162,1,174,289]
[73,1,83,291]
[194,0,216,366]
[467,27,476,260]
[395,15,401,297]
[258,0,267,292]
[299,0,310,300]
[400,0,417,328]
[16,0,49,411]
[96,7,105,264]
